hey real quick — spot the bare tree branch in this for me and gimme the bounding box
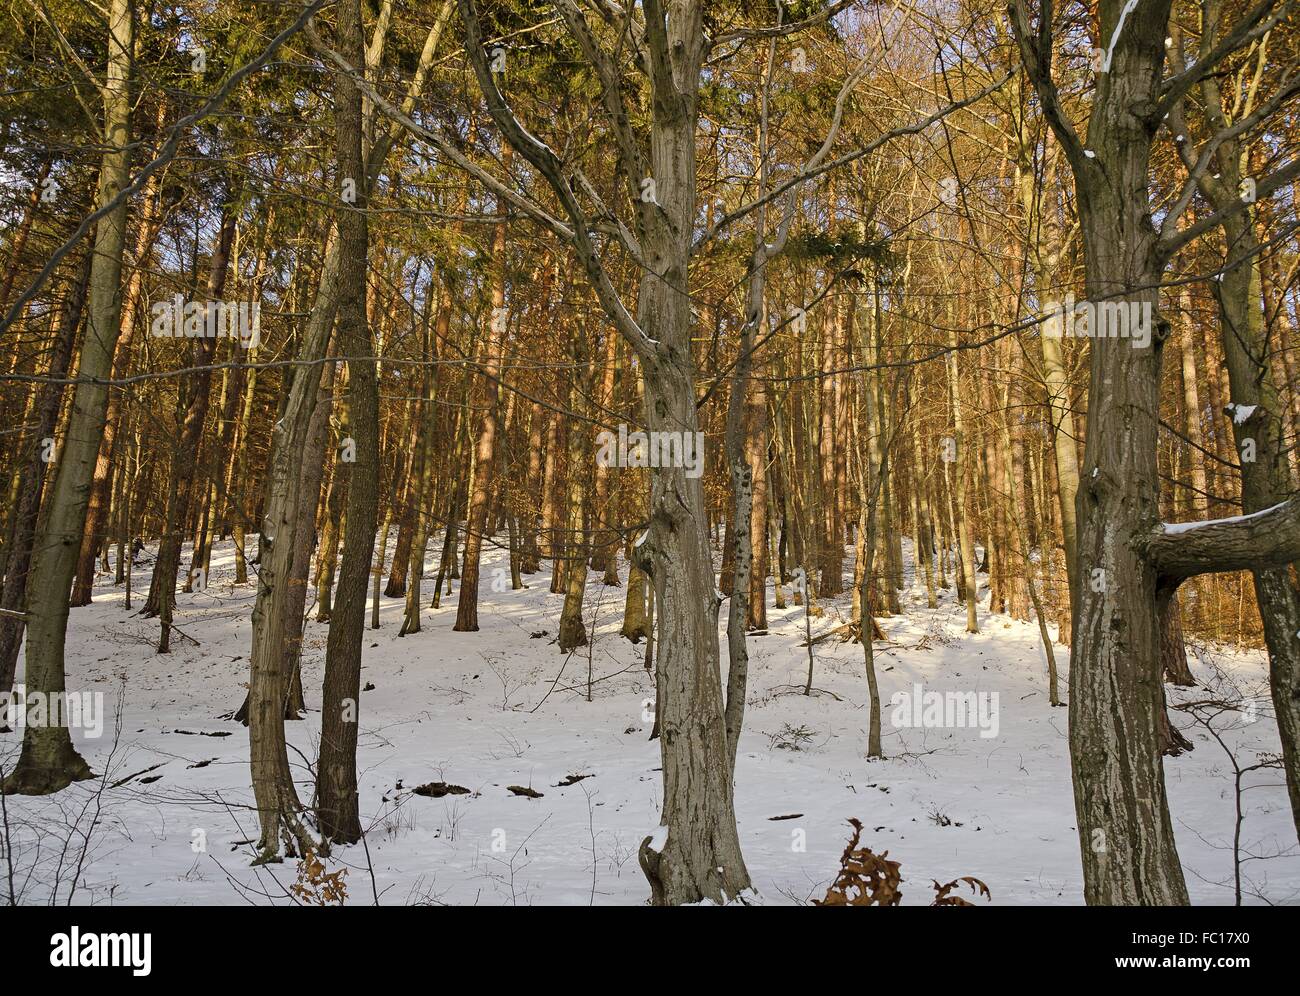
[1156,0,1294,118]
[1159,156,1300,258]
[697,68,1011,251]
[1160,70,1300,243]
[1006,0,1091,176]
[0,0,331,338]
[710,0,858,46]
[457,0,651,353]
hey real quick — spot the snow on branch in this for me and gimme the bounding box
[1138,498,1300,581]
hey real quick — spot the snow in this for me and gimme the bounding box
[1228,403,1257,425]
[3,535,1296,906]
[1102,0,1140,72]
[1161,501,1286,534]
[646,825,668,853]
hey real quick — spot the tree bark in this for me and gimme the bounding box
[453,156,510,631]
[0,252,91,707]
[1012,0,1189,904]
[319,0,378,844]
[4,0,133,794]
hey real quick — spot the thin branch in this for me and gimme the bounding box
[0,0,332,338]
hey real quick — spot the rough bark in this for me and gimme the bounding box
[1012,0,1189,904]
[319,0,378,844]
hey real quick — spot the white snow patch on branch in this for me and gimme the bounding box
[646,825,668,853]
[1160,501,1286,534]
[1228,403,1257,425]
[1102,0,1140,71]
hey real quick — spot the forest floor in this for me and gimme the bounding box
[3,538,1298,906]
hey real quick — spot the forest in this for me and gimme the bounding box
[0,0,1298,909]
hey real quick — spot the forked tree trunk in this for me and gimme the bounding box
[245,226,340,854]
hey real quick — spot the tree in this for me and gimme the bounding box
[4,0,133,794]
[1010,0,1299,904]
[318,0,379,845]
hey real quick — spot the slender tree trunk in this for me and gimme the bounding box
[71,114,167,606]
[4,0,133,794]
[319,0,378,843]
[141,197,238,651]
[454,162,510,631]
[0,252,91,707]
[947,338,979,633]
[558,340,591,652]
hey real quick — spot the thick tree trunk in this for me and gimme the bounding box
[621,560,651,643]
[1019,0,1189,904]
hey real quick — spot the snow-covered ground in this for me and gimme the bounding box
[3,537,1297,905]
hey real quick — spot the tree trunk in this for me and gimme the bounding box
[4,0,133,794]
[71,115,167,606]
[557,342,590,653]
[319,0,378,843]
[1013,0,1189,904]
[141,198,237,649]
[453,166,510,631]
[947,337,979,633]
[0,252,91,707]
